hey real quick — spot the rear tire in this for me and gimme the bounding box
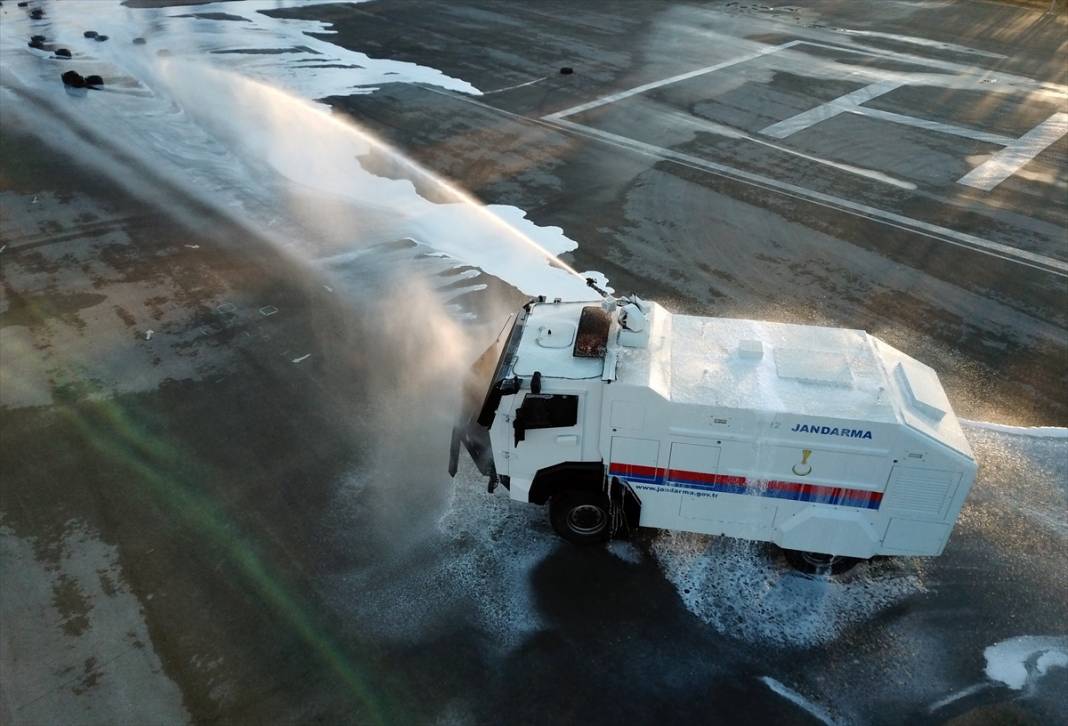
[783,548,861,576]
[550,490,611,545]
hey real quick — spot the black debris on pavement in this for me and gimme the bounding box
[61,70,85,87]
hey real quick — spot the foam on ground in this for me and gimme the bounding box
[332,459,558,651]
[650,531,926,648]
[0,0,600,301]
[605,540,643,564]
[983,635,1068,691]
[962,420,1068,439]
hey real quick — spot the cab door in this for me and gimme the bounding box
[509,391,586,479]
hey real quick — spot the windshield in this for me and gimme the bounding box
[460,309,526,428]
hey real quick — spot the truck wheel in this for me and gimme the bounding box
[550,490,611,545]
[783,549,861,576]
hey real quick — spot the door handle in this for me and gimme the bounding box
[556,435,578,446]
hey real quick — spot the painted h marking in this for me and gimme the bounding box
[762,88,1067,191]
[544,41,802,121]
[957,112,1068,191]
[761,81,902,139]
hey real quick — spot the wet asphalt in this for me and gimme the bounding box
[1,1,1066,725]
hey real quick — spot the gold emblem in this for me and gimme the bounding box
[792,449,813,476]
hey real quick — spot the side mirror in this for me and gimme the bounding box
[497,376,520,395]
[513,405,526,446]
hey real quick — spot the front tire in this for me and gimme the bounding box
[783,549,861,576]
[550,490,612,545]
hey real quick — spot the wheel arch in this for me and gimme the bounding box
[528,461,605,504]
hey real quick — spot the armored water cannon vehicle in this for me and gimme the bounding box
[449,290,977,573]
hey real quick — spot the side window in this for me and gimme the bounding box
[514,394,579,445]
[522,394,579,430]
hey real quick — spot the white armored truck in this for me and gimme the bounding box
[449,291,977,573]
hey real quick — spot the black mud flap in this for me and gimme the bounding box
[448,425,462,478]
[608,477,642,538]
[448,419,494,478]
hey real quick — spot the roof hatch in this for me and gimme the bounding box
[773,348,854,388]
[894,360,947,421]
[573,306,611,358]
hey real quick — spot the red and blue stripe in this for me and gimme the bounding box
[608,463,883,510]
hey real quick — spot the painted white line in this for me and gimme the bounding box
[543,41,802,120]
[547,117,1068,276]
[957,112,1068,191]
[545,36,1067,124]
[761,80,901,138]
[428,86,1066,276]
[797,40,1068,98]
[847,107,1014,145]
[545,34,1059,191]
[291,354,311,364]
[927,682,991,713]
[652,106,915,189]
[760,677,836,726]
[830,28,1007,60]
[763,83,1015,145]
[484,76,548,95]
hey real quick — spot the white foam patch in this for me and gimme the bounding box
[651,531,925,647]
[960,421,1068,536]
[962,420,1068,439]
[20,0,480,98]
[605,539,643,564]
[0,0,602,301]
[983,635,1068,690]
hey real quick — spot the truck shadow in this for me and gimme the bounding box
[474,542,824,725]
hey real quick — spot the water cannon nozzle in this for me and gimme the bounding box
[586,276,611,299]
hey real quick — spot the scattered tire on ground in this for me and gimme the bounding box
[95,34,109,42]
[54,48,71,58]
[30,34,45,42]
[61,70,85,88]
[84,30,98,39]
[27,39,45,50]
[17,1,28,7]
[85,75,104,87]
[29,8,43,19]
[132,37,147,45]
[560,66,574,74]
